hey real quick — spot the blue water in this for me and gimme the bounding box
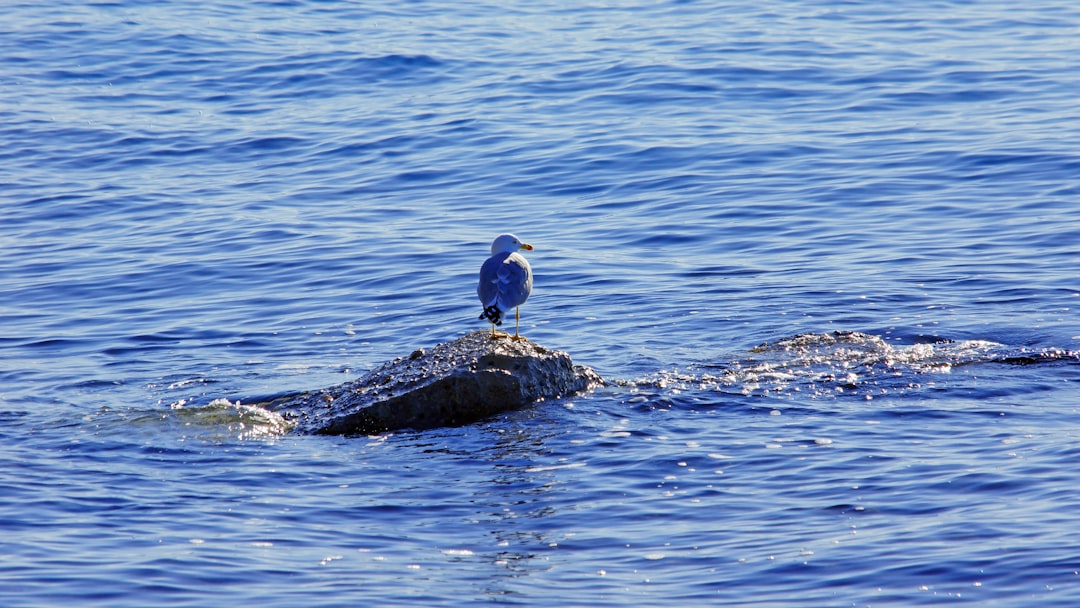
[3,0,1080,605]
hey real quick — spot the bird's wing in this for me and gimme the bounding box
[497,253,533,309]
[478,252,532,310]
[477,253,509,308]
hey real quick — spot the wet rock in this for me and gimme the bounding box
[262,330,602,435]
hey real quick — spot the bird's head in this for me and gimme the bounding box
[491,233,533,255]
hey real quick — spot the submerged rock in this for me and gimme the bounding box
[262,330,602,435]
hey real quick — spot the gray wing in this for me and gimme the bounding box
[478,252,532,311]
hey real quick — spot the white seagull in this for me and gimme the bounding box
[477,233,533,340]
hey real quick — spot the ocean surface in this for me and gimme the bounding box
[2,0,1080,605]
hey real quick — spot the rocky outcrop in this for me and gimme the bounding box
[262,331,602,435]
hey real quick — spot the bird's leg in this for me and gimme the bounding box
[511,307,525,341]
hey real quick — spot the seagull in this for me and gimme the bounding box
[477,233,533,340]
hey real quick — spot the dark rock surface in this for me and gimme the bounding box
[261,330,602,435]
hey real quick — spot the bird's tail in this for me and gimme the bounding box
[479,305,503,326]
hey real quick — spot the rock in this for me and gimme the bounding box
[262,330,602,435]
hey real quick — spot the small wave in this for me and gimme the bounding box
[120,398,295,440]
[635,331,1077,400]
[185,398,295,438]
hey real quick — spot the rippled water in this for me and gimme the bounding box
[3,1,1080,605]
